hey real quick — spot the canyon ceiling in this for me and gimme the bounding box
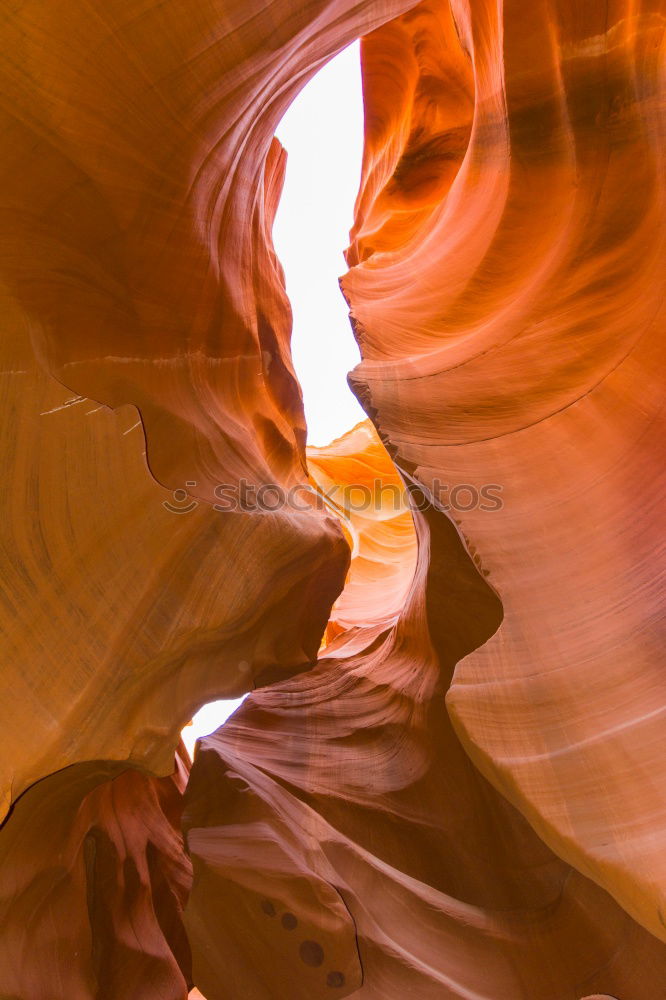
[0,0,665,998]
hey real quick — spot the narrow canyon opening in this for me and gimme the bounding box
[180,41,414,756]
[181,697,247,760]
[272,40,367,447]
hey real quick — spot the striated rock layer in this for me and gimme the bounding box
[0,0,422,815]
[344,0,666,948]
[183,0,666,996]
[1,0,665,997]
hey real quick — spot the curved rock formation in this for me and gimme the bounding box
[0,296,347,816]
[0,315,349,817]
[0,749,192,999]
[185,503,666,998]
[1,0,665,996]
[344,0,666,947]
[0,0,424,815]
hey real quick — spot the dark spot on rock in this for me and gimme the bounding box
[260,900,276,917]
[299,940,324,967]
[281,912,297,930]
[327,970,345,988]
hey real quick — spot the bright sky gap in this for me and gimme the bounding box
[273,40,366,446]
[182,44,364,755]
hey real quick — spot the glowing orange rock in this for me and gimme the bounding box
[307,420,417,639]
[183,0,666,993]
[0,0,415,995]
[0,0,418,815]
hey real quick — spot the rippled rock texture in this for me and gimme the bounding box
[345,0,666,950]
[1,0,665,997]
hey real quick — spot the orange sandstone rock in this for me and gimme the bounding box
[307,420,417,639]
[344,0,666,949]
[1,0,665,995]
[0,297,347,816]
[184,505,666,997]
[0,0,430,815]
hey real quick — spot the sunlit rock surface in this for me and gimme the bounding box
[1,0,665,997]
[307,420,418,641]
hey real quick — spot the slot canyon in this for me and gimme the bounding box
[0,1,665,998]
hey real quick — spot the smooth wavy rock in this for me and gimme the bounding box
[0,0,414,995]
[343,0,666,946]
[0,296,347,818]
[0,0,416,500]
[184,504,666,998]
[0,0,439,814]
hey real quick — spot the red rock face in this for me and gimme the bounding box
[1,0,665,997]
[0,749,192,999]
